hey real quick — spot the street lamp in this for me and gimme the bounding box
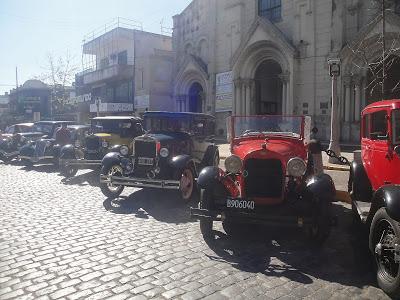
[327,58,341,164]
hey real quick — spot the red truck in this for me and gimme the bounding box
[349,99,400,298]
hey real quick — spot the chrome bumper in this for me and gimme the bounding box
[59,159,102,168]
[100,175,180,190]
[19,155,53,162]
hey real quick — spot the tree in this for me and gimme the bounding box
[347,0,400,101]
[36,52,78,116]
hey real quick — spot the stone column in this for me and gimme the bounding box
[233,79,242,115]
[244,79,251,115]
[279,74,289,114]
[354,76,362,122]
[344,76,352,123]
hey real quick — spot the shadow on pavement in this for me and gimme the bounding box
[60,170,100,187]
[103,188,199,224]
[18,163,59,173]
[203,202,376,290]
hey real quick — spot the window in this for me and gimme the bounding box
[118,51,128,65]
[392,110,400,144]
[370,110,388,140]
[259,0,282,22]
[362,114,370,138]
[395,0,400,15]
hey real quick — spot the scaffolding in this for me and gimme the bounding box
[80,17,143,74]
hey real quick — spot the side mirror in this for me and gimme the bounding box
[395,145,400,157]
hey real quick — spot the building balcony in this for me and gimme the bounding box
[80,64,134,86]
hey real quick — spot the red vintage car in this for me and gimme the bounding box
[349,99,400,298]
[191,115,336,245]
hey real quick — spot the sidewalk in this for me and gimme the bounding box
[218,143,353,171]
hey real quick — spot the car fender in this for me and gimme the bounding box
[197,166,220,189]
[201,145,219,166]
[368,185,400,223]
[110,145,121,152]
[19,144,34,157]
[305,173,336,201]
[60,144,76,159]
[349,160,373,201]
[53,144,61,158]
[169,155,195,172]
[102,152,121,170]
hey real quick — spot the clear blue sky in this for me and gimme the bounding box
[0,0,191,94]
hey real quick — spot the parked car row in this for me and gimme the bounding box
[2,100,400,298]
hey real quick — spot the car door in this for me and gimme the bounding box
[388,109,400,185]
[191,118,208,163]
[369,109,391,189]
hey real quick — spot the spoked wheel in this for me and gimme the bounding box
[60,165,78,178]
[370,208,400,298]
[100,164,125,199]
[179,167,195,201]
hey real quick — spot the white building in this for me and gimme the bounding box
[76,18,174,121]
[172,0,400,141]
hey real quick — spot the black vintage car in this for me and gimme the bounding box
[59,116,143,178]
[99,112,219,200]
[19,121,77,166]
[0,123,43,162]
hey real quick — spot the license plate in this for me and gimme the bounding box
[227,199,255,210]
[138,157,154,166]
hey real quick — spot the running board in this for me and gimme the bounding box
[100,175,180,190]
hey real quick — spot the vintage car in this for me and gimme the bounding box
[59,116,143,178]
[99,111,219,200]
[19,121,77,166]
[349,99,400,298]
[0,123,42,162]
[191,115,336,244]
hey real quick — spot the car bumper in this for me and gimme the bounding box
[59,158,102,168]
[100,175,180,190]
[191,207,314,227]
[19,155,53,163]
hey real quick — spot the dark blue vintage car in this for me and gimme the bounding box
[18,121,79,166]
[99,112,219,200]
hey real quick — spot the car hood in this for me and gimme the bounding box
[136,132,190,144]
[232,138,307,164]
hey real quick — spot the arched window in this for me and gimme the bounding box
[259,0,282,22]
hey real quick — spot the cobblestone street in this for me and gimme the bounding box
[0,162,390,299]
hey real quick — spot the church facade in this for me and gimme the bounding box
[172,0,400,141]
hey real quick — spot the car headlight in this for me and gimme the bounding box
[102,141,108,148]
[160,147,169,158]
[75,140,81,147]
[225,155,242,173]
[20,136,26,143]
[120,145,129,156]
[287,157,307,177]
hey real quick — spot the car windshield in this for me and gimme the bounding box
[227,115,307,140]
[32,123,53,135]
[18,125,34,133]
[393,109,400,145]
[145,116,191,133]
[91,120,132,134]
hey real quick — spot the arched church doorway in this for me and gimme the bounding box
[254,60,283,115]
[366,54,400,104]
[188,82,204,113]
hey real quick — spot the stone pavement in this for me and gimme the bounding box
[0,162,389,299]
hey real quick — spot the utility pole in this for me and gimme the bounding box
[327,58,341,164]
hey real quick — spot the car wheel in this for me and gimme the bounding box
[308,197,332,245]
[60,165,78,178]
[179,167,195,201]
[370,208,400,298]
[199,189,213,241]
[100,164,125,199]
